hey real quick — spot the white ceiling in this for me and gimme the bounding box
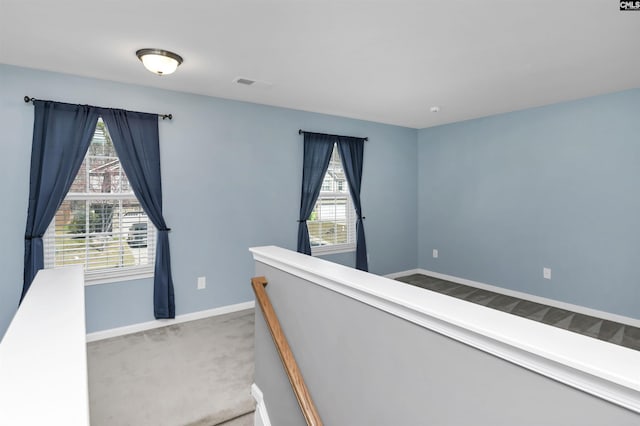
[1,0,638,129]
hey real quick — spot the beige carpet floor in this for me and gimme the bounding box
[216,411,255,426]
[87,309,256,426]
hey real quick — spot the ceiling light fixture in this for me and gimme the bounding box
[136,48,183,76]
[430,106,440,113]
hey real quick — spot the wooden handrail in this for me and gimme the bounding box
[251,276,323,426]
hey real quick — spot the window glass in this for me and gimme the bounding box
[308,144,356,254]
[43,119,156,283]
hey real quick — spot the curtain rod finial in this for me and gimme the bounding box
[24,96,32,103]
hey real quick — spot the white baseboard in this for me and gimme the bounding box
[389,268,640,328]
[86,301,255,342]
[383,269,423,279]
[251,383,271,426]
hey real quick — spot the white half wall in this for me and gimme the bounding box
[0,266,89,425]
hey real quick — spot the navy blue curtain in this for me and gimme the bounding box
[337,137,368,271]
[101,109,175,319]
[297,133,334,255]
[22,101,100,300]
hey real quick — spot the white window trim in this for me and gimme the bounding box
[311,242,356,256]
[85,265,154,285]
[64,192,137,201]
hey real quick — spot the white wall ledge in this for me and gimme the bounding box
[0,265,89,425]
[250,246,640,414]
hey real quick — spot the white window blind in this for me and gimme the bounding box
[308,144,356,255]
[43,119,156,283]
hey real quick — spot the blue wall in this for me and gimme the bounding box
[418,89,640,320]
[3,63,636,337]
[0,64,418,336]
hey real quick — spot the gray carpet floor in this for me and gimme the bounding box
[87,309,256,426]
[396,274,640,351]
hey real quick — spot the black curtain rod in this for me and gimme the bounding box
[23,96,173,120]
[298,129,368,141]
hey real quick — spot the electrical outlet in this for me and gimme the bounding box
[432,249,438,259]
[197,276,206,290]
[543,268,551,280]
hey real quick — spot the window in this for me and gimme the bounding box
[43,118,156,283]
[307,144,356,255]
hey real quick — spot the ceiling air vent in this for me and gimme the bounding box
[234,77,256,86]
[232,77,273,90]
